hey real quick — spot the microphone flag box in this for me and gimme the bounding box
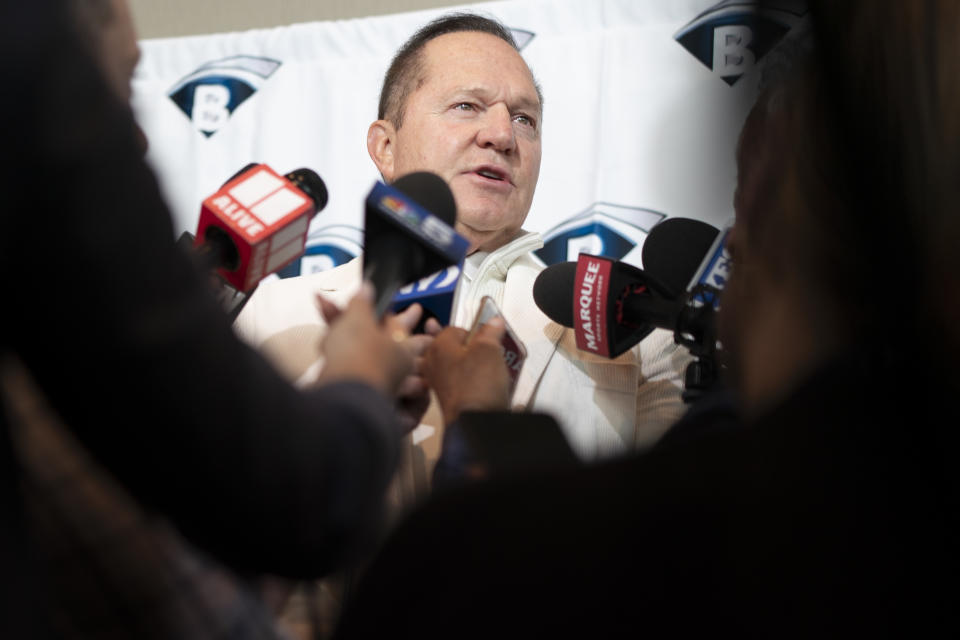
[364,180,470,279]
[572,253,661,359]
[390,264,461,326]
[573,254,613,357]
[195,164,315,292]
[688,225,732,310]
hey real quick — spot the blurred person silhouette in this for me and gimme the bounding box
[0,1,427,638]
[329,2,959,637]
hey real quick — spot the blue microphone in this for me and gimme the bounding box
[362,172,469,318]
[389,264,461,328]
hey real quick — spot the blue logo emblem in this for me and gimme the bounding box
[275,224,364,279]
[510,28,536,50]
[168,56,282,137]
[535,203,666,268]
[675,0,808,86]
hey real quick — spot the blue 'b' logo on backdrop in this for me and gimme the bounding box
[536,203,666,268]
[168,56,282,137]
[675,0,808,86]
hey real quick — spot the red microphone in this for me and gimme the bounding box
[533,254,680,359]
[572,255,614,356]
[194,163,328,292]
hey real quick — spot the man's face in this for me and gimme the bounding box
[370,31,543,253]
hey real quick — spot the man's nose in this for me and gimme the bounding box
[477,104,516,153]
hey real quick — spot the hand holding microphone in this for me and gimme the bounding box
[422,316,512,426]
[316,292,441,434]
[393,311,443,433]
[315,283,416,403]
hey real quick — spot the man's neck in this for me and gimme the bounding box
[463,227,525,255]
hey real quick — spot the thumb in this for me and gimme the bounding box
[471,316,506,346]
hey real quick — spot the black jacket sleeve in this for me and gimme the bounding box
[0,0,399,578]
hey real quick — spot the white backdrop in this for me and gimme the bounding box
[131,0,807,277]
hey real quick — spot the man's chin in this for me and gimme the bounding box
[451,189,529,248]
[457,225,523,254]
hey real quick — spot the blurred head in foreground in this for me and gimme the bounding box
[721,0,960,417]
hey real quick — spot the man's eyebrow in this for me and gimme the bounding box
[452,86,542,115]
[514,96,542,116]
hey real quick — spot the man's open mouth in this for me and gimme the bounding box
[474,166,509,183]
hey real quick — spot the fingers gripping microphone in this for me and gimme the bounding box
[362,172,469,318]
[193,163,329,292]
[533,254,681,359]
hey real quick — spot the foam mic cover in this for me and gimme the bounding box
[363,171,468,317]
[533,254,680,358]
[533,261,578,327]
[642,217,720,298]
[194,163,328,292]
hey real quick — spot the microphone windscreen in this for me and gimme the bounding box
[392,172,457,225]
[642,218,720,297]
[221,162,260,186]
[533,261,578,327]
[285,168,329,212]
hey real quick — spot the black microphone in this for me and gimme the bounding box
[535,220,732,400]
[533,254,681,359]
[362,172,469,317]
[642,217,720,298]
[642,217,733,401]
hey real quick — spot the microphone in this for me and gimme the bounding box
[193,163,329,292]
[534,219,733,400]
[642,217,721,298]
[685,223,732,310]
[642,217,734,401]
[362,172,469,317]
[389,264,461,330]
[532,254,680,359]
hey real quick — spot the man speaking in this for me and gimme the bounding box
[235,13,691,463]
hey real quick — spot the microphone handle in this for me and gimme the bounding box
[194,226,240,272]
[621,292,685,332]
[365,236,422,319]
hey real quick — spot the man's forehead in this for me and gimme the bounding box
[419,31,540,107]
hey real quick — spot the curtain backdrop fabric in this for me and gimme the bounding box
[132,0,806,277]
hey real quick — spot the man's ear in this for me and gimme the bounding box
[367,120,397,182]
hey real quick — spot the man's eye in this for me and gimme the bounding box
[513,114,536,129]
[453,103,475,111]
